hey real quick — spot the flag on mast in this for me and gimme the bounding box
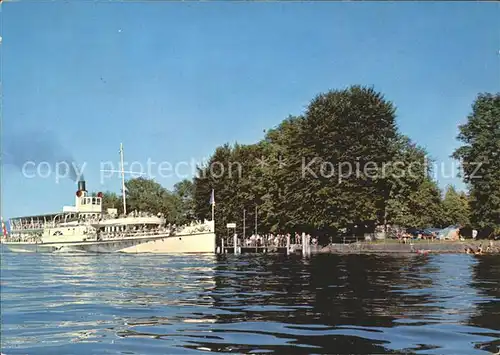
[1,217,7,237]
[209,189,215,206]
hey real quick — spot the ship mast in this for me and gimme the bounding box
[120,143,127,215]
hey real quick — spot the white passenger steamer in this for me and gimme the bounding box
[1,146,216,254]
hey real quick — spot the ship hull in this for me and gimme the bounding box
[1,232,216,254]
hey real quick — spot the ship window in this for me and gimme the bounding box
[82,199,86,205]
[92,198,96,205]
[97,199,101,205]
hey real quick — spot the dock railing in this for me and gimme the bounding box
[223,236,289,248]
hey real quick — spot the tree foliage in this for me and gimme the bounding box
[441,185,471,227]
[453,93,500,230]
[386,178,444,229]
[95,191,123,214]
[173,179,196,225]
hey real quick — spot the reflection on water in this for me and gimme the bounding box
[1,252,499,354]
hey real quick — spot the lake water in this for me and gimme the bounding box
[1,252,499,354]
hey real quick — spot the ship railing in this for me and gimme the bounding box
[177,225,212,234]
[13,223,45,230]
[4,229,171,243]
[97,229,172,240]
[4,233,43,243]
[9,213,165,231]
[11,221,63,231]
[104,212,164,219]
[10,217,213,231]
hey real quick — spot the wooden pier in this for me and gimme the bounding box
[217,233,313,257]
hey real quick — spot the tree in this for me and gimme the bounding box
[380,135,448,228]
[386,178,444,228]
[441,185,471,227]
[172,179,196,225]
[192,86,438,236]
[260,116,305,232]
[97,191,123,215]
[193,144,239,236]
[122,177,179,223]
[452,93,500,230]
[275,86,399,231]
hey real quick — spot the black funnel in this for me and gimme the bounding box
[78,180,86,192]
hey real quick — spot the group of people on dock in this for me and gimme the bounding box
[229,232,319,248]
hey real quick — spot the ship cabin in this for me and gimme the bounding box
[9,212,62,232]
[61,180,104,224]
[94,209,167,238]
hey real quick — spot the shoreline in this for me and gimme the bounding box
[310,240,499,255]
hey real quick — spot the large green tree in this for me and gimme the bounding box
[193,143,266,236]
[95,191,123,214]
[280,86,399,230]
[172,179,196,225]
[125,177,170,216]
[441,185,471,227]
[452,93,500,230]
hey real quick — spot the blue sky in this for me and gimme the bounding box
[1,2,499,218]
